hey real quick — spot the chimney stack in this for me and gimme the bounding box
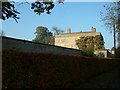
[67,27,71,33]
[91,27,96,32]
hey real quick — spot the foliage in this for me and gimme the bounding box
[0,0,64,22]
[76,35,105,57]
[1,2,20,22]
[76,35,105,51]
[82,48,95,57]
[32,26,53,44]
[52,26,64,36]
[94,35,105,50]
[76,37,86,50]
[31,1,55,15]
[2,49,120,88]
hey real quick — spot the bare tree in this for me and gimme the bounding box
[52,26,64,36]
[101,2,120,55]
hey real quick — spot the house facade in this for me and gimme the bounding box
[55,27,102,49]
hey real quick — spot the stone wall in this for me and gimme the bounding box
[55,31,101,49]
[55,36,79,49]
[2,36,83,56]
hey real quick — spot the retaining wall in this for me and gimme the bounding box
[2,36,83,56]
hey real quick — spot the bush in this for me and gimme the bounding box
[2,50,120,88]
[82,48,96,57]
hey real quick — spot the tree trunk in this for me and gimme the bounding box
[113,24,116,55]
[118,31,120,47]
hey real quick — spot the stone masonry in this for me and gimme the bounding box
[55,27,109,58]
[55,27,101,49]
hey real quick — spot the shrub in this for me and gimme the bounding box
[2,49,120,88]
[82,48,96,57]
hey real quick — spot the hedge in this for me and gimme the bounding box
[2,50,120,88]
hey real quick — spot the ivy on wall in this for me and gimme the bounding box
[76,35,105,51]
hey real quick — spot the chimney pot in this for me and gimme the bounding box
[67,27,71,33]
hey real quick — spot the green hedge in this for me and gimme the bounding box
[2,50,120,88]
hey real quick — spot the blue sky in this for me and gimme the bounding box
[1,2,114,49]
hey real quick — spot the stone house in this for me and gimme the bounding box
[55,27,109,58]
[55,27,102,49]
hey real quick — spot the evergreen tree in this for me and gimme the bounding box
[32,26,53,44]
